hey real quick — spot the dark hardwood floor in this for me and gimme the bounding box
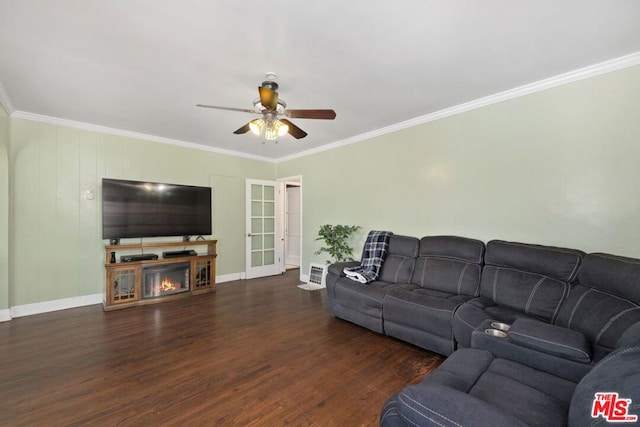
[0,270,443,426]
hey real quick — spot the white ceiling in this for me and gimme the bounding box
[1,1,640,160]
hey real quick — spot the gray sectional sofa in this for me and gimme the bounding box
[325,235,640,426]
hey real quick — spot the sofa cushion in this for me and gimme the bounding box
[418,235,485,263]
[485,240,584,282]
[331,278,400,333]
[410,236,484,295]
[412,258,482,296]
[381,348,576,427]
[383,285,472,355]
[377,235,419,284]
[577,252,640,304]
[382,236,484,355]
[479,265,570,322]
[556,284,640,360]
[507,318,591,363]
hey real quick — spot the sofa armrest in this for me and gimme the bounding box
[327,261,360,277]
[508,318,591,363]
[471,319,592,382]
[384,384,528,427]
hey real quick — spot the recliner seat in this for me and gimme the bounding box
[453,240,584,347]
[326,235,419,334]
[383,236,485,355]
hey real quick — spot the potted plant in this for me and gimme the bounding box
[314,224,360,264]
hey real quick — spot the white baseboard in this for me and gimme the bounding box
[216,272,246,283]
[300,273,309,283]
[10,293,103,319]
[2,271,265,320]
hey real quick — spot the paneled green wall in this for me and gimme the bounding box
[9,119,275,306]
[277,65,640,271]
[0,105,9,311]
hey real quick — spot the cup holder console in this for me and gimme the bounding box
[484,328,507,338]
[490,322,511,332]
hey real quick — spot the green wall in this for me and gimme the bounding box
[4,64,640,310]
[0,105,8,312]
[9,119,275,306]
[277,65,640,271]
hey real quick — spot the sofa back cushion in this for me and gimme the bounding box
[577,253,640,304]
[410,236,484,296]
[485,240,584,282]
[556,253,640,358]
[378,235,419,283]
[479,241,584,323]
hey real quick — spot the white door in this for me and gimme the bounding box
[286,186,301,267]
[246,179,283,279]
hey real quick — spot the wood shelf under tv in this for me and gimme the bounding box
[104,240,217,311]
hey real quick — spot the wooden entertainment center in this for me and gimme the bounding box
[104,240,217,310]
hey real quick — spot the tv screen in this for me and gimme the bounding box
[102,178,212,239]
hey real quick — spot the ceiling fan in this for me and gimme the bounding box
[197,73,336,141]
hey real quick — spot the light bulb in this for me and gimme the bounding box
[249,119,264,135]
[275,120,289,136]
[264,125,278,140]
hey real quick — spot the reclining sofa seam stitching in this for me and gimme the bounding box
[566,289,593,329]
[400,393,463,427]
[595,306,640,345]
[457,263,470,295]
[525,277,546,315]
[551,282,569,324]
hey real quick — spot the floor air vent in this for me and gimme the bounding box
[297,263,327,291]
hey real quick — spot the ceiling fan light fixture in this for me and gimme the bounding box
[275,119,289,136]
[249,119,265,135]
[264,125,278,141]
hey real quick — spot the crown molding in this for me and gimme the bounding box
[10,111,277,163]
[5,52,639,164]
[0,80,15,116]
[276,51,640,163]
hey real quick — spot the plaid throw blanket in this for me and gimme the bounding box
[343,230,393,283]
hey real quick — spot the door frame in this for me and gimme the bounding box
[277,175,303,280]
[245,179,284,279]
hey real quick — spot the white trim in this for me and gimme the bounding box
[216,272,245,283]
[300,273,309,283]
[3,274,245,320]
[9,111,276,163]
[276,52,640,162]
[0,81,15,115]
[278,175,303,272]
[4,52,639,164]
[10,293,103,319]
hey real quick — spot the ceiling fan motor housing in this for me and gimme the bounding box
[261,81,278,91]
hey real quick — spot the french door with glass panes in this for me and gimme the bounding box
[246,179,284,279]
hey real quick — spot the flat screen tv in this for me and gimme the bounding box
[102,178,212,240]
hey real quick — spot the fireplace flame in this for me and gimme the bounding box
[159,277,178,292]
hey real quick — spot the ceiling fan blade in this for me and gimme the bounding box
[280,119,307,139]
[233,122,252,135]
[284,109,336,120]
[196,104,257,114]
[259,87,278,110]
